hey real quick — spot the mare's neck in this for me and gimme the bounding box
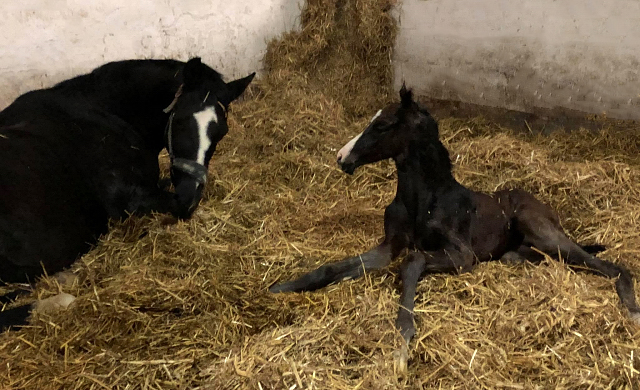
[53,60,184,153]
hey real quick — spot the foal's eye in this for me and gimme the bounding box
[374,123,391,133]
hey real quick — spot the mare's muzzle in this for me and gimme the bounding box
[171,158,208,218]
[172,158,208,185]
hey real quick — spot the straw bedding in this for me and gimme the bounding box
[1,0,639,389]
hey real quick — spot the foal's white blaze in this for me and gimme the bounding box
[336,109,382,163]
[337,131,363,163]
[193,106,217,165]
[369,109,383,124]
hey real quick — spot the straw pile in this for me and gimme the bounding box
[1,0,639,389]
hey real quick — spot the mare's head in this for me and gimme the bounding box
[165,58,255,218]
[336,84,439,174]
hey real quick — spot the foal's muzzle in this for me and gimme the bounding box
[339,161,357,175]
[338,154,358,175]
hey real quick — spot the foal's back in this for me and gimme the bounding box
[467,187,564,263]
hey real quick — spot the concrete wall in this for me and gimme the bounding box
[0,0,303,110]
[394,0,640,120]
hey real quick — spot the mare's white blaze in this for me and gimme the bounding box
[193,106,217,165]
[336,109,382,163]
[33,293,76,315]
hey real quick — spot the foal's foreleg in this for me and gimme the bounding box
[396,246,474,345]
[394,246,474,373]
[269,243,396,293]
[518,214,640,322]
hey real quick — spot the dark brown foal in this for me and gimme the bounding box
[270,85,640,371]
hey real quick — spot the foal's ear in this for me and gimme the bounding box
[399,82,413,108]
[183,57,205,88]
[219,72,256,107]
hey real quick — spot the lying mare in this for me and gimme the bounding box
[0,58,254,331]
[270,85,640,370]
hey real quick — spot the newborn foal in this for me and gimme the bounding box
[270,85,640,371]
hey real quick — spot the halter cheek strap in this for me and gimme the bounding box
[163,84,183,114]
[163,91,209,185]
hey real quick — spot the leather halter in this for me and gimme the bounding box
[162,85,224,186]
[164,112,208,185]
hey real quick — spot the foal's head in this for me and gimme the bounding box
[165,58,254,218]
[336,85,439,174]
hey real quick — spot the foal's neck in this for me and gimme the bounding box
[394,129,460,212]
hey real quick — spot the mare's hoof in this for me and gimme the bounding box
[55,271,78,287]
[33,293,76,314]
[160,216,180,226]
[499,251,526,264]
[393,345,409,376]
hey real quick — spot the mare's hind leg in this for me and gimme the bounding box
[394,245,474,373]
[270,243,398,293]
[515,208,640,323]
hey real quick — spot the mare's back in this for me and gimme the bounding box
[0,88,129,271]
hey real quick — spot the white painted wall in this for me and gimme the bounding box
[394,0,640,119]
[2,0,639,120]
[0,0,303,110]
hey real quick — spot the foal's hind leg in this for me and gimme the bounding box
[501,243,606,264]
[394,245,474,373]
[515,210,640,323]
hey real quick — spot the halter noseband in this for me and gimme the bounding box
[162,85,217,186]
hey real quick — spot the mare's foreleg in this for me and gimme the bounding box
[516,211,640,323]
[125,186,179,217]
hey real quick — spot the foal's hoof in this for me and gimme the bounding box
[630,310,640,326]
[33,293,76,315]
[393,345,409,375]
[268,282,289,294]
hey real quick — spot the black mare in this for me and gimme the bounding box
[270,85,640,371]
[0,58,254,331]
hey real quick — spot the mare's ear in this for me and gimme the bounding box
[399,82,413,108]
[219,72,256,107]
[183,58,205,89]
